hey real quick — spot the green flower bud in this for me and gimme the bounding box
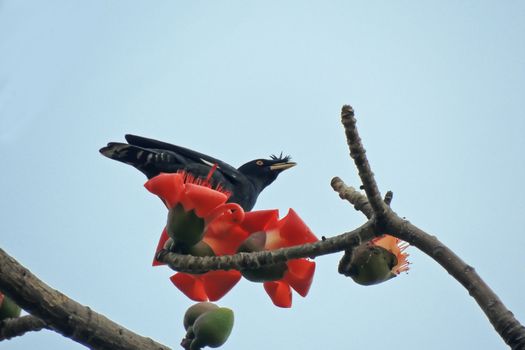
[167,204,205,246]
[237,232,287,282]
[187,241,215,257]
[0,294,21,320]
[190,307,234,349]
[175,241,215,258]
[184,302,219,330]
[241,263,288,283]
[346,244,397,286]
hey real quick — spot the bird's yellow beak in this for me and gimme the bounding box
[270,162,297,171]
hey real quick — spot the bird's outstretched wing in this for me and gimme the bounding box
[124,134,242,182]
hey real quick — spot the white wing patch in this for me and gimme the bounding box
[200,158,220,168]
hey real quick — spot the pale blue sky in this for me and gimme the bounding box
[1,1,524,349]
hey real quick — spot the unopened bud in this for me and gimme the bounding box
[190,307,234,349]
[167,204,205,246]
[0,293,21,320]
[183,302,219,330]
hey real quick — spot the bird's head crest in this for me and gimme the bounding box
[269,152,291,163]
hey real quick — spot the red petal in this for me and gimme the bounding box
[144,174,184,208]
[183,184,228,217]
[201,270,242,301]
[371,235,397,251]
[278,209,318,247]
[152,228,169,266]
[170,273,208,301]
[204,220,249,255]
[283,259,316,297]
[241,210,279,232]
[263,281,292,308]
[205,203,245,231]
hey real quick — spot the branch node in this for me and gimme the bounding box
[384,191,394,206]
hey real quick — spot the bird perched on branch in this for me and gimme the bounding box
[100,134,296,211]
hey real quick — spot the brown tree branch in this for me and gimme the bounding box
[330,177,394,217]
[337,105,525,349]
[340,105,387,218]
[0,248,171,350]
[330,176,374,219]
[388,214,525,349]
[158,221,377,273]
[0,315,47,340]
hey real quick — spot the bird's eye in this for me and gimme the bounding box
[256,160,264,166]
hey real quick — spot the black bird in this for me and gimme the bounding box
[100,134,296,211]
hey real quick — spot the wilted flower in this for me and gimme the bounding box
[340,234,409,286]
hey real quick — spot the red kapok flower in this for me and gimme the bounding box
[145,172,248,301]
[342,234,410,286]
[238,209,319,308]
[146,172,248,258]
[146,173,319,307]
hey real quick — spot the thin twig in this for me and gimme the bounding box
[0,315,47,340]
[0,248,171,350]
[330,176,373,219]
[340,105,386,218]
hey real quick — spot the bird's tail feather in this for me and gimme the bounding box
[100,142,147,164]
[99,143,167,178]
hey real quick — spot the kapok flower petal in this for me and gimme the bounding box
[371,235,410,275]
[372,235,397,251]
[263,281,292,308]
[144,173,185,208]
[241,210,279,233]
[153,228,169,266]
[283,259,316,297]
[204,220,249,255]
[170,273,208,301]
[206,203,245,226]
[268,209,318,249]
[182,183,229,217]
[201,270,242,301]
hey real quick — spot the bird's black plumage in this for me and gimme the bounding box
[99,134,296,211]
